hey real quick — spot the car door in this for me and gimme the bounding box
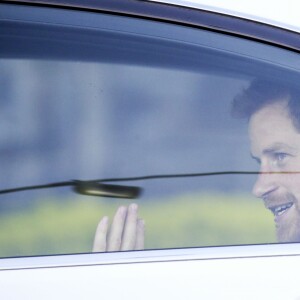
[1,1,300,299]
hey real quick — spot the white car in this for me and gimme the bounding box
[1,0,300,299]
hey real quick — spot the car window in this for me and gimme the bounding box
[1,3,300,258]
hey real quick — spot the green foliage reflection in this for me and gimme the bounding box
[0,193,275,257]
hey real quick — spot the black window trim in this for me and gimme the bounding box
[2,0,300,53]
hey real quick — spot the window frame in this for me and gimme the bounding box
[1,1,300,265]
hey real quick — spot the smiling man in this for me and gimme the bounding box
[232,79,300,242]
[93,79,300,252]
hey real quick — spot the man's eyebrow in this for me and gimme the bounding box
[262,143,297,155]
[250,143,298,162]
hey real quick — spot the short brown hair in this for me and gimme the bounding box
[232,79,300,130]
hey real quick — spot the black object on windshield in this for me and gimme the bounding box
[0,171,269,199]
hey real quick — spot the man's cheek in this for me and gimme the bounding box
[284,175,300,203]
[290,188,300,210]
[287,207,300,242]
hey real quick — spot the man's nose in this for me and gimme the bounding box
[252,166,278,198]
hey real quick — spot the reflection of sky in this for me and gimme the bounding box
[0,60,255,201]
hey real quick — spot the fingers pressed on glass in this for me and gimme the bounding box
[134,218,145,250]
[121,203,138,251]
[107,206,127,252]
[93,204,144,253]
[92,216,109,252]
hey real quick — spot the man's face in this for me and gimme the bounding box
[249,100,300,242]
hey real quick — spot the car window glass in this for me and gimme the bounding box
[1,4,300,258]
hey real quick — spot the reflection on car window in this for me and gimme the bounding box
[1,5,300,258]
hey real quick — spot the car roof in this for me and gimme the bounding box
[6,0,300,33]
[150,0,300,33]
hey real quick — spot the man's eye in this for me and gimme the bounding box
[272,153,290,167]
[275,153,288,161]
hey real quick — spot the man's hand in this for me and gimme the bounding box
[92,203,145,252]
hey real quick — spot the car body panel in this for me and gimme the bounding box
[149,0,300,33]
[1,254,300,299]
[1,245,300,299]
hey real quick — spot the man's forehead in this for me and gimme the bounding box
[251,100,289,120]
[249,101,288,134]
[249,100,300,156]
